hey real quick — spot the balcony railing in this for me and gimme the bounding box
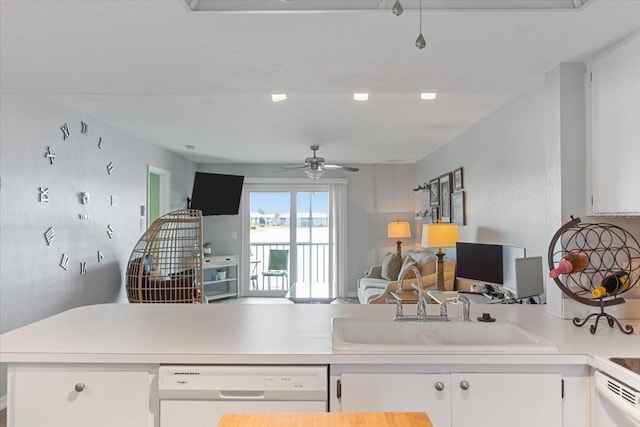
[250,242,329,291]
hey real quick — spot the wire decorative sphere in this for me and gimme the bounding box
[548,217,640,307]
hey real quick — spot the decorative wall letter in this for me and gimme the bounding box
[44,227,55,245]
[106,224,114,239]
[60,254,70,270]
[45,146,56,164]
[39,187,49,202]
[60,123,70,140]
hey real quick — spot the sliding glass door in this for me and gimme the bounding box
[296,191,329,286]
[244,185,329,297]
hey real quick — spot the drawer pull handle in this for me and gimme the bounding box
[434,381,445,391]
[75,383,85,392]
[460,380,470,391]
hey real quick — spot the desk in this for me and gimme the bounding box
[218,412,433,427]
[427,290,496,305]
[390,291,419,304]
[286,283,335,304]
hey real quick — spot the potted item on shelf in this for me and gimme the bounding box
[216,268,226,280]
[203,242,212,257]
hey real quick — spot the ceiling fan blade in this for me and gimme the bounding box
[323,164,359,172]
[278,165,309,170]
[278,146,359,177]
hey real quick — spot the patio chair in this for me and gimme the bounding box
[250,260,260,290]
[262,249,289,289]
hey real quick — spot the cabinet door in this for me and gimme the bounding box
[340,373,451,427]
[450,373,562,427]
[589,35,640,214]
[11,369,151,427]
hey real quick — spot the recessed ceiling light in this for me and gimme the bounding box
[353,93,369,101]
[420,92,437,100]
[271,94,287,103]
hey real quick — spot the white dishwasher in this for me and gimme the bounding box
[158,365,328,427]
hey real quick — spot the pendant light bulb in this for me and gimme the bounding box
[415,0,426,50]
[392,0,403,16]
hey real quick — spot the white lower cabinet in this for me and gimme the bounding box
[339,373,451,426]
[450,373,562,426]
[8,366,153,427]
[334,371,563,427]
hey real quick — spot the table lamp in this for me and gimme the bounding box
[387,220,411,256]
[421,222,459,290]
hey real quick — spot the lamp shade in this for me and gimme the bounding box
[388,221,411,239]
[421,223,459,249]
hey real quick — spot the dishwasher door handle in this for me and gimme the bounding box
[218,390,266,400]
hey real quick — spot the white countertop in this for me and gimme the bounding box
[1,303,638,387]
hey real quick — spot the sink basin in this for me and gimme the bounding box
[332,317,559,353]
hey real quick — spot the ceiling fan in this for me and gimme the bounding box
[279,145,359,179]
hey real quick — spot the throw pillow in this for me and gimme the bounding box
[381,252,402,281]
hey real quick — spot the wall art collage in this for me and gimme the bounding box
[420,167,465,225]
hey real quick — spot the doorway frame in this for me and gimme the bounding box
[147,165,171,226]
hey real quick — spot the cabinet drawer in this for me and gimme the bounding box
[10,369,151,427]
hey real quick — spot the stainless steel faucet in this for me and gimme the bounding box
[394,265,447,322]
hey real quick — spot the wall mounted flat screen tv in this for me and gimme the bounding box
[455,242,504,285]
[190,172,244,216]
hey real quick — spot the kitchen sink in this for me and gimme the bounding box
[331,317,559,353]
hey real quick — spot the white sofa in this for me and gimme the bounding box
[357,250,456,304]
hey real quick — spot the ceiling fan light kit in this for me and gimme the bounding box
[304,168,324,180]
[279,145,359,179]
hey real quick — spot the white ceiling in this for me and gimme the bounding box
[1,0,639,166]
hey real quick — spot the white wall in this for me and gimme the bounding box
[195,163,416,296]
[417,63,640,317]
[416,92,552,258]
[0,94,196,400]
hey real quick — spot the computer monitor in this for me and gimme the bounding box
[455,242,504,285]
[504,256,545,300]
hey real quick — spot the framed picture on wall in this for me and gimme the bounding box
[439,172,452,223]
[431,206,439,223]
[453,167,464,191]
[429,178,440,206]
[452,191,466,226]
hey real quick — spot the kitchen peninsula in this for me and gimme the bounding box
[1,303,638,427]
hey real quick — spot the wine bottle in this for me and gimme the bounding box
[592,271,630,298]
[549,252,589,278]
